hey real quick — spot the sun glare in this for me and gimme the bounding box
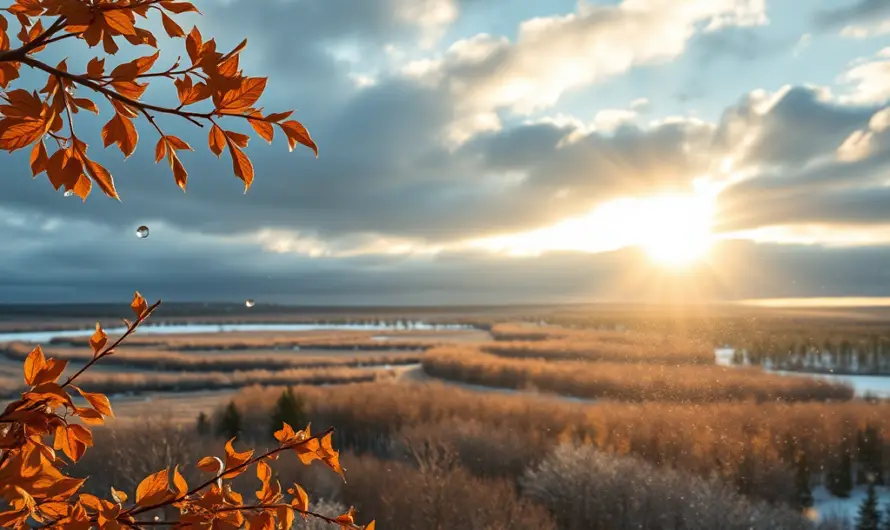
[470,192,715,268]
[635,195,713,267]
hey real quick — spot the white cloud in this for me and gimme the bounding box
[840,20,890,39]
[593,109,639,132]
[840,52,890,104]
[394,0,459,47]
[407,0,767,142]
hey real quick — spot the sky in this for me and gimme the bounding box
[3,0,890,305]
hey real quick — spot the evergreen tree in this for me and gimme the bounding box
[269,388,307,438]
[216,401,242,440]
[881,501,890,530]
[858,425,885,485]
[857,482,881,530]
[828,447,854,498]
[196,412,211,436]
[794,453,814,509]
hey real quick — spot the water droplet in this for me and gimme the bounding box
[245,299,255,308]
[65,84,76,95]
[136,226,150,239]
[63,190,74,197]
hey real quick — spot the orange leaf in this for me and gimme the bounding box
[196,456,224,474]
[208,124,226,157]
[224,130,250,149]
[135,468,170,506]
[31,358,68,386]
[30,140,47,176]
[155,137,166,163]
[334,507,356,526]
[185,26,202,64]
[172,465,188,496]
[223,438,254,478]
[83,158,119,199]
[219,76,266,112]
[102,10,135,36]
[264,111,293,123]
[0,117,48,151]
[279,120,318,157]
[73,98,99,114]
[71,174,92,201]
[276,506,294,530]
[110,488,127,504]
[111,79,147,100]
[164,135,192,151]
[249,116,274,144]
[131,291,148,317]
[75,387,113,417]
[161,1,200,14]
[68,424,93,447]
[23,345,45,386]
[168,149,188,191]
[89,322,108,354]
[246,512,274,530]
[227,142,254,190]
[87,57,105,77]
[75,406,106,425]
[102,113,138,158]
[160,12,184,38]
[54,425,87,462]
[288,483,309,515]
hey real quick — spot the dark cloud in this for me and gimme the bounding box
[813,0,890,31]
[714,86,877,167]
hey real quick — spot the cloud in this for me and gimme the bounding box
[840,52,890,104]
[814,0,890,37]
[410,0,766,139]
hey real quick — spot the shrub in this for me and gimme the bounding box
[230,381,890,503]
[521,443,811,530]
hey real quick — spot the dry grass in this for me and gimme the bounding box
[0,366,387,397]
[484,324,714,364]
[227,381,890,504]
[422,346,854,402]
[46,331,431,351]
[0,341,421,372]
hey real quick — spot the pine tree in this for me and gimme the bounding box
[217,401,242,440]
[857,482,881,530]
[196,412,211,436]
[269,388,307,438]
[858,425,885,485]
[828,447,854,498]
[794,453,814,509]
[881,501,890,530]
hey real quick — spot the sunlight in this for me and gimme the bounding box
[469,192,715,267]
[635,195,713,267]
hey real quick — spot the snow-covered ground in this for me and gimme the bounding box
[0,321,475,343]
[715,348,890,398]
[812,485,890,524]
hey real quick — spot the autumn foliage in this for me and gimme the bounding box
[0,293,374,529]
[0,0,317,199]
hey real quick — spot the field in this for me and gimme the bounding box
[4,303,890,528]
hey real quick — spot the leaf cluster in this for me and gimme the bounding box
[0,0,317,200]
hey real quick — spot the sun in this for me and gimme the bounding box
[466,191,716,267]
[635,195,713,267]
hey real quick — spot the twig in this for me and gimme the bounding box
[126,427,335,516]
